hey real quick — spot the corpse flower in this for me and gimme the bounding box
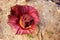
[8,5,39,34]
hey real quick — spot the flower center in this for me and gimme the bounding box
[19,14,34,29]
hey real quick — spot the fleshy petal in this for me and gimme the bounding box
[8,15,19,33]
[16,25,35,34]
[8,15,18,23]
[8,5,39,35]
[28,6,39,24]
[8,22,20,34]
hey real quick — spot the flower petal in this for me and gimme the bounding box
[8,5,39,35]
[16,26,35,34]
[8,15,18,23]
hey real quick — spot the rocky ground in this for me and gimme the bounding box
[0,0,60,40]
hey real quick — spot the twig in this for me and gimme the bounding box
[41,32,43,40]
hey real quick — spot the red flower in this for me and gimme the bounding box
[8,5,39,34]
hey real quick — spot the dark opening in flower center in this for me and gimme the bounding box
[19,14,34,29]
[25,20,33,28]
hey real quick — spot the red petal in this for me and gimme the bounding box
[8,15,19,33]
[28,6,39,24]
[8,5,39,35]
[8,15,18,23]
[16,25,35,34]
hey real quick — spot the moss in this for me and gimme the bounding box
[27,34,33,38]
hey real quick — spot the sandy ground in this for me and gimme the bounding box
[0,0,60,40]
